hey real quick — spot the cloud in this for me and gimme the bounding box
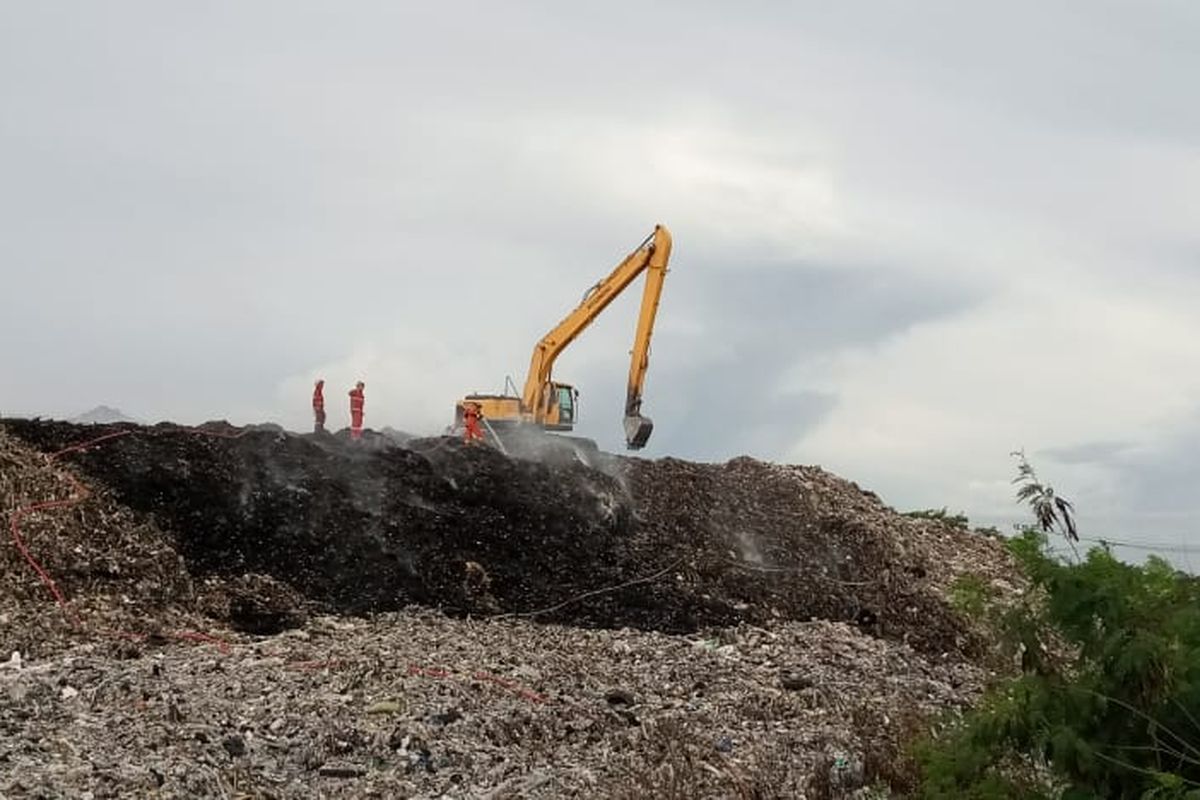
[3,1,1200,559]
[790,277,1200,525]
[1031,415,1200,567]
[1042,441,1137,466]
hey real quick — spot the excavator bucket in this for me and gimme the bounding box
[624,413,653,450]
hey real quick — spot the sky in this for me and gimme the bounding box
[2,1,1199,560]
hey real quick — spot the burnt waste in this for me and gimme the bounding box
[3,418,1011,657]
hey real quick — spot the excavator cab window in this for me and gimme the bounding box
[557,385,575,424]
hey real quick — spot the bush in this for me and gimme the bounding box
[915,457,1200,799]
[902,507,971,530]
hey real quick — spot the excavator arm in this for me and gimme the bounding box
[621,226,672,448]
[521,224,673,448]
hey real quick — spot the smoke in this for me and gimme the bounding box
[735,529,766,567]
[272,330,527,438]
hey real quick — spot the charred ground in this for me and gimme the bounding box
[2,418,1011,657]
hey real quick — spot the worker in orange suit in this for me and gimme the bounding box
[463,402,485,445]
[312,379,326,433]
[349,381,365,440]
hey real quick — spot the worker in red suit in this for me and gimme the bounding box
[312,379,326,433]
[349,381,365,440]
[463,402,485,445]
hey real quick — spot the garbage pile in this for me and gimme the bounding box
[0,425,305,657]
[0,419,1018,797]
[1,608,986,799]
[3,419,1013,658]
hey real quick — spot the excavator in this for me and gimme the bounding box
[454,224,673,451]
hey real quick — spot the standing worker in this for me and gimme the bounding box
[349,381,365,440]
[463,401,485,445]
[312,379,326,433]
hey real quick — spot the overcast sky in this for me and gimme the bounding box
[3,2,1198,559]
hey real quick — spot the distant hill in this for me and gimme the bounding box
[70,405,138,425]
[380,426,419,444]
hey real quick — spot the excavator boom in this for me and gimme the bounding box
[459,224,673,450]
[622,226,672,448]
[521,225,672,448]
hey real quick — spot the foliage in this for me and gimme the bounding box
[902,507,1003,538]
[915,460,1200,800]
[1011,450,1078,543]
[904,507,972,530]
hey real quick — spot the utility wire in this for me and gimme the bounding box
[1076,537,1200,554]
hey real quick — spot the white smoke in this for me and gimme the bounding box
[272,330,527,437]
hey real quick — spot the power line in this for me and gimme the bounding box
[1077,537,1200,554]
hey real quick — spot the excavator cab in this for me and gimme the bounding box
[542,382,578,430]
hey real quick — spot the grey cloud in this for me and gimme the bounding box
[1032,421,1200,564]
[2,1,1199,559]
[680,258,983,353]
[1041,421,1200,521]
[1042,441,1136,466]
[564,258,979,461]
[1112,430,1200,519]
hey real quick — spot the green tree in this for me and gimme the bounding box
[917,458,1200,799]
[904,507,972,530]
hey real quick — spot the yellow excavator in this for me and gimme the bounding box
[454,224,673,450]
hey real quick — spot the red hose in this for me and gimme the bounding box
[7,427,237,650]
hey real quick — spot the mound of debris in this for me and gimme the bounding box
[1,609,987,799]
[625,456,1015,657]
[0,426,196,657]
[3,419,1014,659]
[0,427,308,656]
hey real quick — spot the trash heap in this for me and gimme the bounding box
[0,426,304,657]
[0,426,195,656]
[0,418,1019,798]
[2,419,1014,658]
[2,419,1012,657]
